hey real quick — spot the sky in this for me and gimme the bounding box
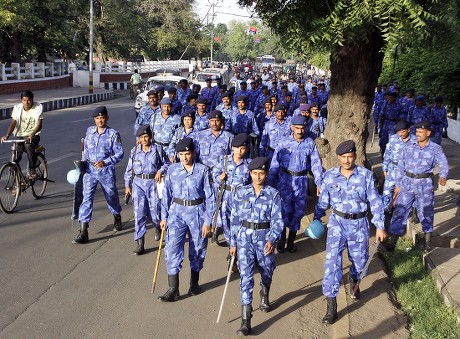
[194,0,253,25]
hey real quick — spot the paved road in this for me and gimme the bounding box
[0,97,407,338]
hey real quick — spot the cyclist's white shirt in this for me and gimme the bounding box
[11,103,43,137]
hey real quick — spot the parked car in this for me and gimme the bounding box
[134,75,187,113]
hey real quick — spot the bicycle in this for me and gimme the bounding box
[0,139,49,213]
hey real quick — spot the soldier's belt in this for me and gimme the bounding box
[173,198,204,206]
[405,172,433,179]
[135,173,155,179]
[224,185,237,192]
[333,209,367,220]
[281,167,308,176]
[154,140,170,147]
[242,220,271,230]
[267,146,275,152]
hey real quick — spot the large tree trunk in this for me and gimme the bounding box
[318,29,385,170]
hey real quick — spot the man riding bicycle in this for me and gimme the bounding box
[1,90,43,180]
[130,69,143,99]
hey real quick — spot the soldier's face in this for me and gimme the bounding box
[138,134,151,146]
[183,117,194,129]
[222,97,230,106]
[148,95,158,106]
[250,169,267,185]
[21,96,33,111]
[232,145,247,159]
[161,104,171,115]
[416,128,431,142]
[311,107,319,116]
[275,109,286,121]
[300,110,310,117]
[264,103,272,112]
[209,118,222,131]
[168,92,176,100]
[237,101,246,110]
[338,152,356,170]
[197,103,206,113]
[285,96,292,102]
[94,115,108,128]
[291,125,306,139]
[397,128,410,139]
[179,151,194,166]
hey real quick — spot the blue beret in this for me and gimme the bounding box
[147,90,157,97]
[261,85,268,90]
[160,97,171,105]
[386,91,398,98]
[181,109,195,119]
[196,97,207,104]
[168,87,177,93]
[291,115,308,126]
[416,95,425,101]
[395,120,410,131]
[284,91,293,96]
[187,94,198,101]
[220,84,228,89]
[270,93,278,99]
[263,98,272,104]
[135,124,152,137]
[300,97,308,103]
[231,133,249,147]
[414,121,432,130]
[248,157,269,171]
[154,86,165,92]
[92,106,108,117]
[240,81,247,85]
[207,110,223,119]
[237,95,248,102]
[274,104,285,111]
[222,91,232,98]
[206,78,212,82]
[175,137,195,152]
[192,84,201,89]
[299,103,310,111]
[336,140,356,155]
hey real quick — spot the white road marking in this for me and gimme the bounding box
[46,153,78,165]
[71,118,93,123]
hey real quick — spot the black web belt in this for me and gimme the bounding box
[406,172,433,179]
[154,140,170,147]
[135,173,155,179]
[173,198,204,206]
[225,185,237,192]
[242,220,271,230]
[282,167,309,176]
[333,209,367,220]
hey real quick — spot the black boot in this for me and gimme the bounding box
[113,214,122,231]
[211,231,219,245]
[384,234,399,252]
[236,305,252,336]
[277,227,286,253]
[158,274,180,302]
[259,283,271,312]
[424,232,432,252]
[322,297,338,324]
[72,222,89,244]
[188,270,200,296]
[287,230,297,253]
[349,274,360,300]
[153,227,161,241]
[133,236,145,255]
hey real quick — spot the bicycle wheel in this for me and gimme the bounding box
[31,153,48,199]
[0,163,20,213]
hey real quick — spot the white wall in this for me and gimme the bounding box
[447,117,460,144]
[72,70,101,88]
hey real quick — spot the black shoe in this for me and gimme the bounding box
[72,222,89,244]
[322,297,338,324]
[424,232,432,252]
[211,231,219,245]
[383,235,399,253]
[277,227,286,253]
[287,230,297,253]
[158,274,180,302]
[259,283,270,313]
[133,236,145,255]
[153,227,161,241]
[113,214,122,231]
[188,270,200,296]
[349,275,360,300]
[236,305,252,336]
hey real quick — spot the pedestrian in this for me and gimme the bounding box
[176,79,191,106]
[378,92,404,155]
[259,103,291,160]
[385,121,448,252]
[229,157,284,336]
[215,92,234,128]
[1,90,43,180]
[73,106,124,244]
[124,125,169,255]
[268,115,323,253]
[194,98,209,131]
[313,140,387,324]
[167,109,197,163]
[150,97,181,154]
[229,96,259,158]
[134,90,160,135]
[407,95,431,133]
[430,96,448,145]
[130,69,143,99]
[158,138,216,302]
[306,103,326,140]
[167,87,183,116]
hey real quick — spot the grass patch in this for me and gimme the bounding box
[380,238,460,339]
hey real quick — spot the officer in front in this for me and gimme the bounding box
[158,138,216,302]
[313,140,386,324]
[229,157,283,336]
[73,106,124,244]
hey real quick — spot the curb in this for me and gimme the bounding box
[0,91,114,120]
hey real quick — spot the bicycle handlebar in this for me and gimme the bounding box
[1,139,26,143]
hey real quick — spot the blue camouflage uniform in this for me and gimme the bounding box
[230,184,283,305]
[215,103,235,131]
[150,112,181,153]
[399,96,415,117]
[306,117,327,140]
[170,99,183,116]
[259,117,292,159]
[255,112,275,134]
[248,89,260,111]
[308,94,320,106]
[382,133,417,209]
[134,104,160,135]
[79,126,124,223]
[379,100,404,154]
[167,127,196,160]
[389,139,448,236]
[195,129,233,170]
[228,109,260,136]
[373,90,385,127]
[124,144,169,240]
[201,87,215,113]
[177,87,192,106]
[430,106,448,145]
[268,136,323,231]
[194,112,210,131]
[162,162,216,274]
[408,105,431,133]
[314,165,385,298]
[233,89,250,105]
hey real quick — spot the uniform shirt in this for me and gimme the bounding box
[124,144,169,187]
[317,89,329,107]
[259,117,292,156]
[212,156,251,190]
[254,93,270,116]
[268,136,323,187]
[167,127,196,158]
[161,162,216,225]
[306,117,327,139]
[382,133,417,173]
[150,112,181,151]
[380,100,404,122]
[308,94,320,106]
[83,126,124,167]
[408,105,431,126]
[395,139,449,185]
[248,89,260,111]
[201,87,215,112]
[228,109,260,136]
[170,99,183,116]
[399,96,415,115]
[232,89,250,105]
[313,165,385,229]
[256,111,275,133]
[430,106,448,129]
[194,112,209,131]
[195,129,233,169]
[229,184,283,247]
[135,104,160,135]
[11,103,43,137]
[177,87,192,106]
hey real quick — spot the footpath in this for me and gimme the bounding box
[367,130,460,323]
[0,87,114,120]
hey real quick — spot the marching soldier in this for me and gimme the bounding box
[167,109,197,163]
[134,90,160,135]
[124,125,169,255]
[379,92,404,155]
[194,98,209,131]
[259,103,291,160]
[150,97,181,154]
[158,138,216,302]
[229,157,284,336]
[430,96,448,145]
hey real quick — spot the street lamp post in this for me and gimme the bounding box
[89,0,94,94]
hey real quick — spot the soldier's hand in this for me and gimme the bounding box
[316,186,321,197]
[220,172,227,182]
[438,177,447,186]
[160,220,167,230]
[154,171,162,183]
[376,229,387,242]
[169,156,176,164]
[383,171,387,178]
[202,225,211,238]
[264,241,274,256]
[124,187,131,197]
[394,186,400,195]
[94,161,105,169]
[229,247,237,257]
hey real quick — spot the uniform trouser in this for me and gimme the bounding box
[430,127,443,145]
[322,215,369,298]
[215,190,232,243]
[279,174,308,232]
[16,135,40,170]
[78,168,122,223]
[164,204,208,275]
[236,227,275,305]
[379,122,396,154]
[132,177,160,241]
[382,168,398,210]
[388,178,434,236]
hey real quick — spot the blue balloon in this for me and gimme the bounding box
[66,169,80,185]
[305,219,325,239]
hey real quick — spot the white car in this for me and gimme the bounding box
[134,75,187,113]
